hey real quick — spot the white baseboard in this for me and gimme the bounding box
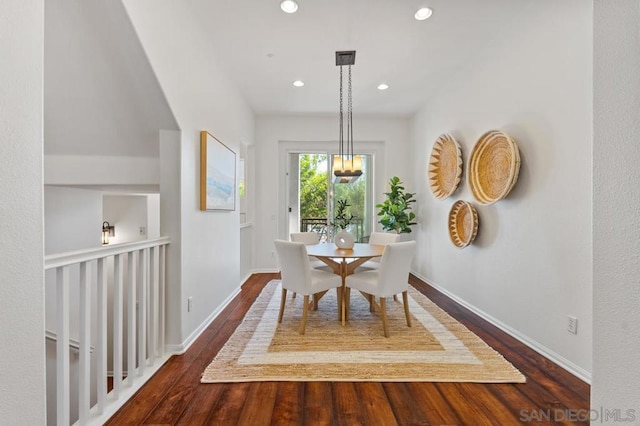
[411,272,592,384]
[240,273,254,285]
[166,285,242,355]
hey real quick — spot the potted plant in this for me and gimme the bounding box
[376,176,417,234]
[332,198,356,248]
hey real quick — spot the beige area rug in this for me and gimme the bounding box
[201,280,525,383]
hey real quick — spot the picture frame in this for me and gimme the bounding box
[200,131,236,211]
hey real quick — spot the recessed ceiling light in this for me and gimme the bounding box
[415,7,433,21]
[293,80,305,87]
[280,0,298,14]
[377,83,389,91]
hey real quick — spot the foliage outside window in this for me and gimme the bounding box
[298,153,367,239]
[299,154,328,219]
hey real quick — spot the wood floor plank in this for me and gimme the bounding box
[406,382,461,425]
[105,359,188,425]
[382,382,430,425]
[271,382,305,425]
[205,382,252,425]
[436,383,495,425]
[486,383,567,426]
[355,382,398,426]
[140,319,246,423]
[236,382,279,426]
[175,383,225,425]
[108,273,590,426]
[332,382,366,426]
[304,382,333,424]
[455,383,523,424]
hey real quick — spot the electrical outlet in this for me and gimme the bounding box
[567,316,578,334]
[139,226,146,236]
[188,297,193,312]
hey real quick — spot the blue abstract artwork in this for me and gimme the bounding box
[201,131,236,211]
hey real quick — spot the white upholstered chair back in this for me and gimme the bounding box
[376,241,416,297]
[368,232,401,245]
[274,240,313,295]
[367,232,401,264]
[290,232,321,245]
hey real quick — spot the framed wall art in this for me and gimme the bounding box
[200,131,236,211]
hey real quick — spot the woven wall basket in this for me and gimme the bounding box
[468,130,520,205]
[428,133,463,200]
[448,200,479,249]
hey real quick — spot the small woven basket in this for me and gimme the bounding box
[448,200,479,248]
[468,130,520,205]
[429,133,463,200]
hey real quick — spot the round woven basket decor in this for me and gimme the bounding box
[448,200,479,248]
[429,133,463,200]
[468,130,520,205]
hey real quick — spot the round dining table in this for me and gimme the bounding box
[305,243,384,325]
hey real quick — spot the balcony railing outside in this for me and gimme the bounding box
[300,217,366,243]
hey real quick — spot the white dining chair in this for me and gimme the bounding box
[289,232,329,300]
[345,240,416,337]
[274,240,342,334]
[290,232,327,269]
[357,232,401,270]
[290,232,321,245]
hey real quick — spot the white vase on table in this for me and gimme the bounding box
[334,230,355,249]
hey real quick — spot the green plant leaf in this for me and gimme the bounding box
[376,176,417,234]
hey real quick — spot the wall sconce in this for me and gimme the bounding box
[102,221,115,245]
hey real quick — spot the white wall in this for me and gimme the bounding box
[254,115,412,269]
[45,155,160,187]
[0,0,46,423]
[103,194,149,244]
[44,0,177,157]
[410,0,592,378]
[592,0,640,415]
[147,193,161,239]
[45,186,103,253]
[124,1,255,348]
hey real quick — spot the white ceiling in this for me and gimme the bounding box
[191,0,532,117]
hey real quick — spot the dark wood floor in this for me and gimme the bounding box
[108,273,589,425]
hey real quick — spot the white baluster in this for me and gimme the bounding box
[78,262,91,424]
[56,266,70,426]
[113,254,123,397]
[149,246,157,363]
[96,257,107,413]
[127,251,136,386]
[44,238,170,425]
[137,248,148,375]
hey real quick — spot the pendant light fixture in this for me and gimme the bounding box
[333,50,363,184]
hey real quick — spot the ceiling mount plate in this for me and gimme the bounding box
[336,50,356,66]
